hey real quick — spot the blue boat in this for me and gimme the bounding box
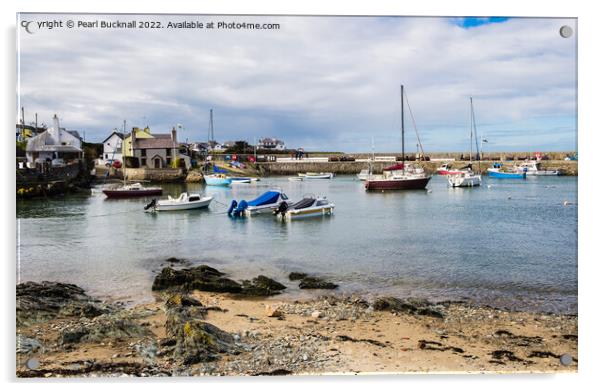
[204,174,232,186]
[228,190,291,217]
[487,163,526,179]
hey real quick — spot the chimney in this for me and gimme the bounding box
[171,126,177,142]
[53,114,61,144]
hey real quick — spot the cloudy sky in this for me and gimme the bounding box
[17,14,576,152]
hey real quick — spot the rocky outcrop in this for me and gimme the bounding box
[372,297,445,318]
[152,266,286,297]
[17,281,107,326]
[58,313,151,345]
[185,170,204,183]
[288,272,308,281]
[298,276,338,290]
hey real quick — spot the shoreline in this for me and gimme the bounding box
[16,264,578,377]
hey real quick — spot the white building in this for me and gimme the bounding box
[101,131,124,163]
[258,137,286,150]
[25,114,82,166]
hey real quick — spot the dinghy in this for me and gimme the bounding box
[274,195,335,220]
[103,182,163,198]
[228,190,292,217]
[303,172,334,179]
[204,174,232,186]
[144,192,213,212]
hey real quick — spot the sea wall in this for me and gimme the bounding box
[258,160,578,176]
[124,168,185,182]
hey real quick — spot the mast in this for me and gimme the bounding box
[469,97,473,164]
[471,98,481,172]
[401,85,405,167]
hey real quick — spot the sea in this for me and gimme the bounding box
[16,175,578,314]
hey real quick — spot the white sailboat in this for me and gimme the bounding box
[448,97,482,188]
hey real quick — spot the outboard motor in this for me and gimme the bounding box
[274,201,289,217]
[144,198,157,211]
[227,200,238,216]
[233,200,248,217]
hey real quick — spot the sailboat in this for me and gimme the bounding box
[364,85,431,191]
[448,97,482,188]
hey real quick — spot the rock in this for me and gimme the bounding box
[311,311,323,319]
[16,335,43,354]
[373,296,445,318]
[298,277,338,290]
[165,293,203,308]
[17,281,108,326]
[288,272,308,281]
[185,170,204,183]
[165,257,182,263]
[152,265,242,293]
[265,304,283,318]
[241,275,286,296]
[58,314,151,345]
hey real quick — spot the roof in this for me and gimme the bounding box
[26,130,83,153]
[102,131,124,143]
[133,138,177,149]
[66,130,81,140]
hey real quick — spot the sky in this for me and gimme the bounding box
[17,15,577,152]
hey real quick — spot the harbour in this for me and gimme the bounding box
[17,174,577,314]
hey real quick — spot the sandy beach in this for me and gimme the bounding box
[16,265,578,377]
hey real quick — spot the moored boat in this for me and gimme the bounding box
[448,97,483,188]
[144,192,213,212]
[204,174,232,186]
[357,169,370,181]
[303,172,334,179]
[513,160,562,176]
[487,163,527,179]
[436,163,463,176]
[288,176,303,182]
[103,182,163,198]
[274,195,335,220]
[228,190,292,217]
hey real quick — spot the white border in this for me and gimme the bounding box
[2,1,600,390]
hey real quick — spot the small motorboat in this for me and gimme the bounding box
[274,195,335,220]
[512,160,562,176]
[288,176,303,182]
[356,169,370,181]
[228,190,292,217]
[303,172,334,179]
[436,163,463,176]
[103,182,163,198]
[144,192,213,212]
[231,178,251,184]
[448,171,482,187]
[204,174,232,186]
[487,163,527,179]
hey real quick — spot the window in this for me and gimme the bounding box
[141,158,146,166]
[105,154,108,159]
[166,158,172,166]
[141,149,146,157]
[166,148,171,156]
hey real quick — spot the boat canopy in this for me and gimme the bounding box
[383,163,404,171]
[291,197,316,210]
[213,165,229,174]
[248,191,281,206]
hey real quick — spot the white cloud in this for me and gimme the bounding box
[17,15,577,151]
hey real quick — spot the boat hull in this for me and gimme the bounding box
[154,197,213,211]
[280,205,335,220]
[437,170,463,176]
[365,176,431,190]
[204,177,232,186]
[448,174,482,188]
[103,188,163,198]
[488,170,526,179]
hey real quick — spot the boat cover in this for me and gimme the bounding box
[248,191,281,206]
[383,163,404,171]
[213,165,229,173]
[291,197,315,210]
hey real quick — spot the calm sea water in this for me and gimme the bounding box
[16,175,578,314]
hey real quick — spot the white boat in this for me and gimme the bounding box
[288,177,303,182]
[228,190,292,217]
[274,195,335,220]
[513,160,561,176]
[357,169,370,181]
[303,172,334,179]
[448,170,482,187]
[145,192,213,212]
[447,97,482,188]
[204,174,232,186]
[231,178,252,184]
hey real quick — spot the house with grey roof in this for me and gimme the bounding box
[25,114,82,165]
[131,127,184,168]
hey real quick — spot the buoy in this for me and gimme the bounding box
[487,184,492,188]
[227,200,238,216]
[507,196,512,200]
[563,200,573,206]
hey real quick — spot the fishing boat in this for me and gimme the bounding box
[103,182,163,198]
[365,85,432,191]
[436,163,462,176]
[513,160,561,176]
[487,163,527,179]
[302,172,334,179]
[274,195,335,220]
[204,174,232,186]
[228,190,292,217]
[448,97,482,188]
[144,192,213,212]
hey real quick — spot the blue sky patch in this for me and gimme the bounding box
[455,17,510,28]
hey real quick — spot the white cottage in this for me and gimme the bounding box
[25,114,82,166]
[101,131,124,163]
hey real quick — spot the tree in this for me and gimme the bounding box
[225,140,252,154]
